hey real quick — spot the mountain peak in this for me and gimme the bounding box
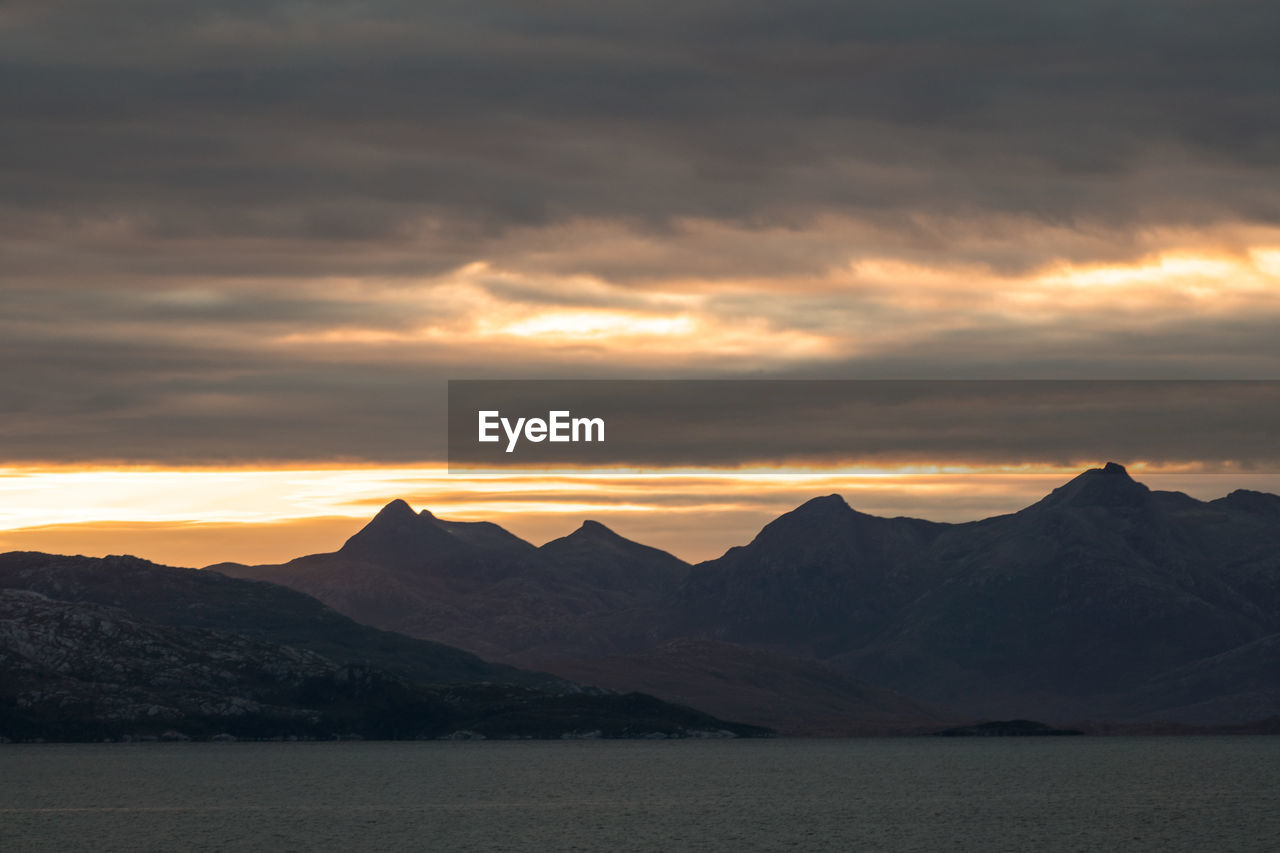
[538,519,690,592]
[1035,462,1151,510]
[555,519,638,548]
[339,498,456,563]
[376,498,416,519]
[796,494,853,514]
[576,519,618,537]
[737,493,860,551]
[779,494,861,524]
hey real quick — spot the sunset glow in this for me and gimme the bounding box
[5,461,1279,567]
[6,0,1280,571]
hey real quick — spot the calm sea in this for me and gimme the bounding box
[2,737,1277,852]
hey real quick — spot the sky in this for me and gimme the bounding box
[3,1,1280,565]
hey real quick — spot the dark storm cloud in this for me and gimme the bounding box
[5,0,1280,271]
[785,314,1280,381]
[0,331,455,463]
[5,1,1280,464]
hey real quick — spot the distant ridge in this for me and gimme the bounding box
[213,464,1280,730]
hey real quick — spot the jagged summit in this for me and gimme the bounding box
[341,500,536,558]
[350,499,430,540]
[1034,461,1151,510]
[339,499,457,564]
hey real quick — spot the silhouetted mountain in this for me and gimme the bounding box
[1033,460,1151,509]
[1211,488,1280,518]
[678,494,946,654]
[216,506,689,660]
[203,465,1280,727]
[0,554,769,742]
[539,520,689,598]
[829,466,1279,719]
[693,464,1280,722]
[335,500,540,582]
[337,499,464,567]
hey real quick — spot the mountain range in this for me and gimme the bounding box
[5,462,1276,738]
[212,463,1280,731]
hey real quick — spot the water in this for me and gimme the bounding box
[1,737,1277,852]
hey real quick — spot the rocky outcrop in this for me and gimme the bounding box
[0,576,770,742]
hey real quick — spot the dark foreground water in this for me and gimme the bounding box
[2,737,1277,852]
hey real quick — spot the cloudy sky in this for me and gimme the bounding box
[3,1,1280,564]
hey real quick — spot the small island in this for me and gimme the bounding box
[934,720,1084,737]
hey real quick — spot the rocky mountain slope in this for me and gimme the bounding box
[537,638,954,736]
[0,555,768,742]
[0,551,541,687]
